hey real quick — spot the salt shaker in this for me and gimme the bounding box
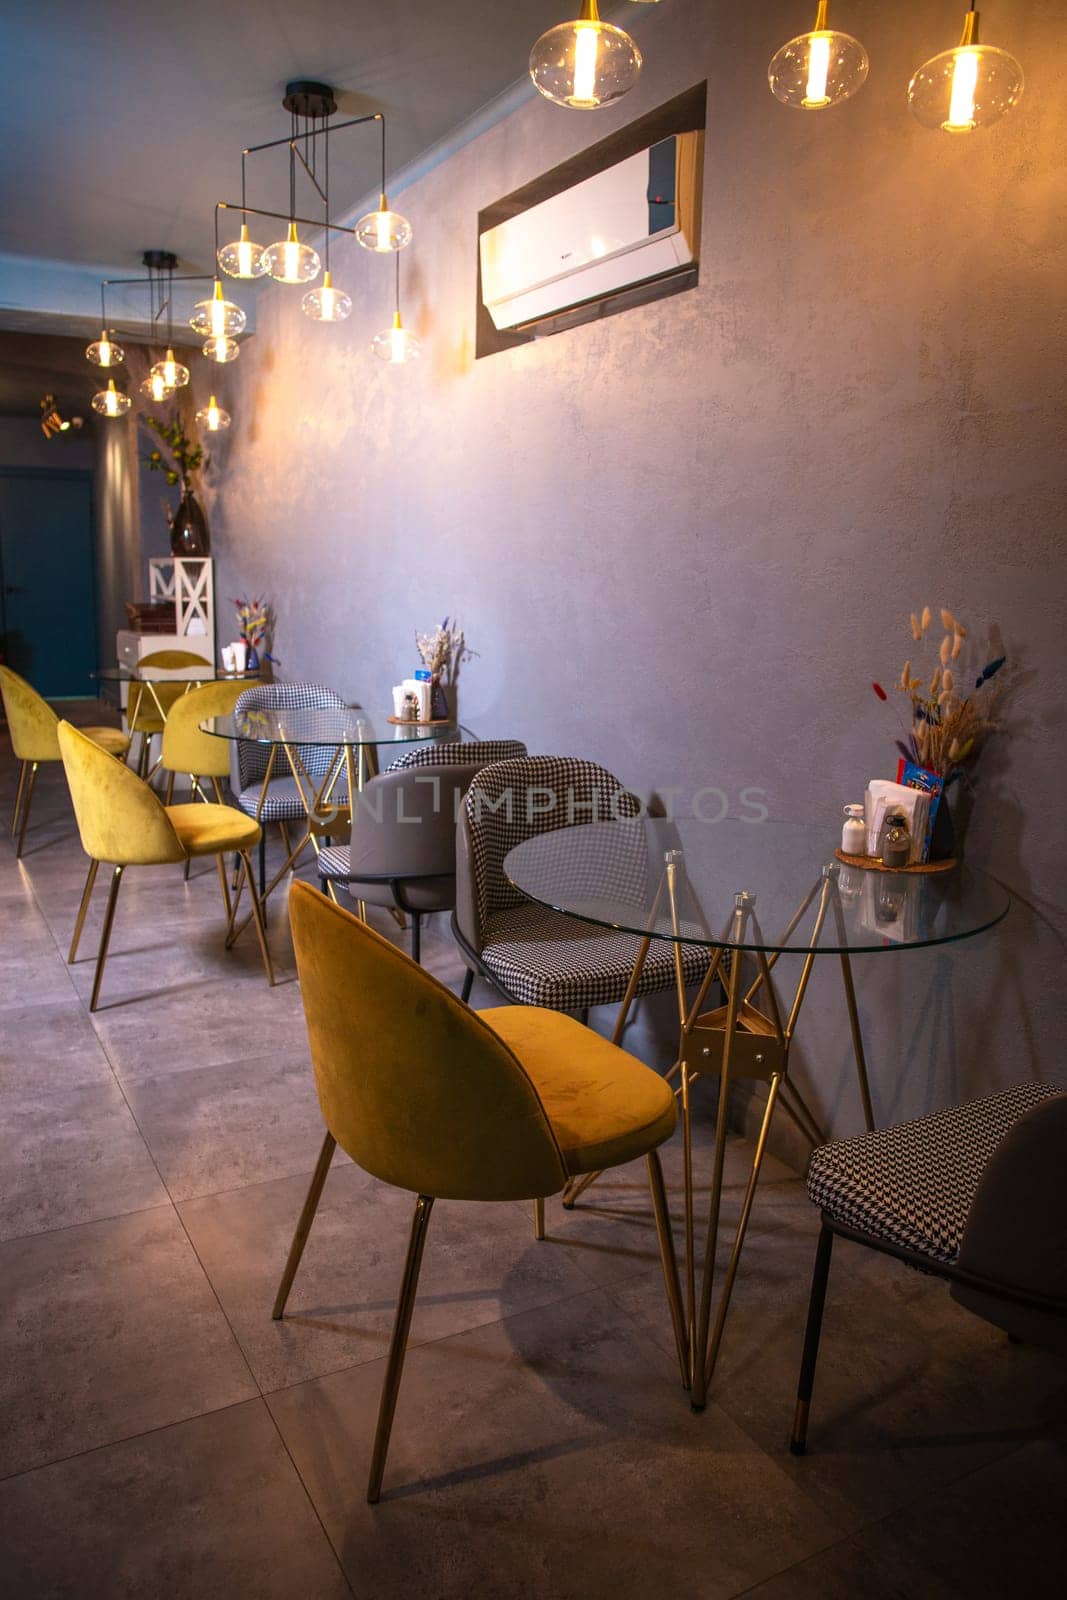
[841,804,866,855]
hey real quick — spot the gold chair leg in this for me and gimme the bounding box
[367,1194,435,1505]
[10,760,27,837]
[164,770,175,806]
[272,1132,337,1318]
[15,761,38,857]
[210,777,226,805]
[234,849,276,985]
[647,1148,690,1389]
[69,858,100,962]
[533,1196,545,1240]
[214,852,233,923]
[89,865,125,1012]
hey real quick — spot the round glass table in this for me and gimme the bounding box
[504,817,1011,1406]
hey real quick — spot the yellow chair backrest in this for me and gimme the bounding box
[161,678,249,778]
[138,649,212,670]
[58,720,186,866]
[126,650,211,734]
[0,665,61,761]
[288,881,567,1202]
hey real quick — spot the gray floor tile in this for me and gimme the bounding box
[0,997,115,1091]
[124,1051,332,1200]
[268,1288,841,1600]
[180,1161,598,1392]
[0,1399,351,1599]
[0,1206,258,1477]
[1,1077,168,1240]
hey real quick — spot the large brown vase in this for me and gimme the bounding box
[170,487,209,557]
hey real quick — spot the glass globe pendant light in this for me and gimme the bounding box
[908,6,1024,132]
[189,279,247,340]
[529,0,642,110]
[195,394,231,432]
[355,197,412,253]
[263,220,321,283]
[150,348,190,390]
[139,371,174,403]
[86,330,124,367]
[91,378,132,418]
[768,2,869,109]
[203,335,240,363]
[302,270,352,322]
[372,255,420,364]
[217,221,267,280]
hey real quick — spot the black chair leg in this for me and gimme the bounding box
[258,831,267,897]
[790,1222,835,1455]
[411,912,422,965]
[461,968,474,1004]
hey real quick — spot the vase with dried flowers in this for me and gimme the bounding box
[415,618,477,721]
[872,605,1007,857]
[142,413,209,557]
[233,596,274,672]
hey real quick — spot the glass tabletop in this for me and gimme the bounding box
[95,665,258,682]
[503,818,1010,955]
[201,707,470,750]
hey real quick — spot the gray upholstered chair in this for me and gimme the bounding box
[790,1083,1067,1455]
[452,754,710,1011]
[231,681,350,890]
[316,740,527,962]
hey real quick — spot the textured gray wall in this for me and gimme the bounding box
[203,0,1066,1149]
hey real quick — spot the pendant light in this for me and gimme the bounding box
[372,255,419,364]
[768,2,869,109]
[302,123,353,320]
[203,335,240,363]
[86,286,124,365]
[217,223,267,280]
[195,394,231,432]
[91,378,132,417]
[529,0,642,110]
[189,280,247,340]
[149,264,191,389]
[908,6,1024,132]
[264,131,321,282]
[354,113,412,252]
[139,371,174,403]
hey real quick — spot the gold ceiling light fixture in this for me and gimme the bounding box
[908,4,1024,132]
[529,0,643,110]
[768,2,869,109]
[85,287,125,369]
[213,82,410,333]
[91,378,132,418]
[195,394,231,432]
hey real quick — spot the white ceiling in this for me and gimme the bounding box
[0,0,570,275]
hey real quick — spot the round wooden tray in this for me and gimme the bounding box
[835,849,957,874]
[386,715,453,727]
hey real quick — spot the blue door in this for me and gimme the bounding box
[0,468,97,699]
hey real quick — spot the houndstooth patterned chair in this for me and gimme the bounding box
[316,740,529,962]
[791,1082,1067,1455]
[232,682,350,887]
[452,755,710,1010]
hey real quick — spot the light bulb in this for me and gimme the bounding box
[355,196,413,253]
[139,372,174,402]
[217,222,268,279]
[301,271,353,322]
[263,221,320,283]
[86,330,125,367]
[908,10,1024,132]
[203,335,240,363]
[768,2,869,109]
[150,348,190,389]
[189,280,246,338]
[195,395,231,432]
[372,311,420,364]
[91,378,132,417]
[529,1,642,110]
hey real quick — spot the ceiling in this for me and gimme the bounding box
[0,0,569,276]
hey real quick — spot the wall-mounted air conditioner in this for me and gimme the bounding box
[480,131,702,333]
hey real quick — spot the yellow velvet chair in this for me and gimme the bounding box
[159,677,249,806]
[0,665,131,858]
[58,720,275,1010]
[274,880,688,1503]
[125,649,211,777]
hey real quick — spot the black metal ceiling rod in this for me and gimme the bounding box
[214,200,359,238]
[233,111,388,220]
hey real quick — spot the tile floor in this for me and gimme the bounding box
[1,710,1064,1599]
